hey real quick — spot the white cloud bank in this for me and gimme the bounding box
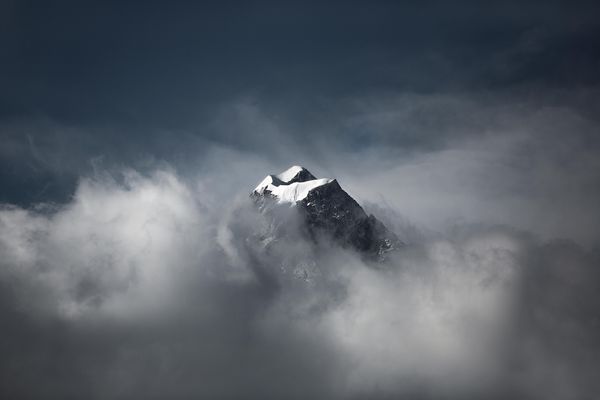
[1,166,598,399]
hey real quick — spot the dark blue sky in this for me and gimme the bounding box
[4,1,599,123]
[1,0,600,205]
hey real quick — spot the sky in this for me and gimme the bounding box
[1,1,600,399]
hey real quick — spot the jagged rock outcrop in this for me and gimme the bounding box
[251,166,401,260]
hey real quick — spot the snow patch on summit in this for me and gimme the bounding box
[253,166,333,204]
[276,165,305,183]
[266,178,334,204]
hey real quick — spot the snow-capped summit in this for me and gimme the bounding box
[251,166,402,260]
[253,165,334,204]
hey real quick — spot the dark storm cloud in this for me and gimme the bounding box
[2,0,600,128]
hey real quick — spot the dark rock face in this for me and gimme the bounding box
[251,167,402,260]
[298,179,400,260]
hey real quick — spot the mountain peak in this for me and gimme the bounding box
[251,166,402,260]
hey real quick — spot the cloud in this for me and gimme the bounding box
[2,2,600,397]
[3,85,600,248]
[0,165,599,399]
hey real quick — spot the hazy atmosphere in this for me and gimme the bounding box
[1,1,600,399]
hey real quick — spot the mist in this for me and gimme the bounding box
[1,154,599,399]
